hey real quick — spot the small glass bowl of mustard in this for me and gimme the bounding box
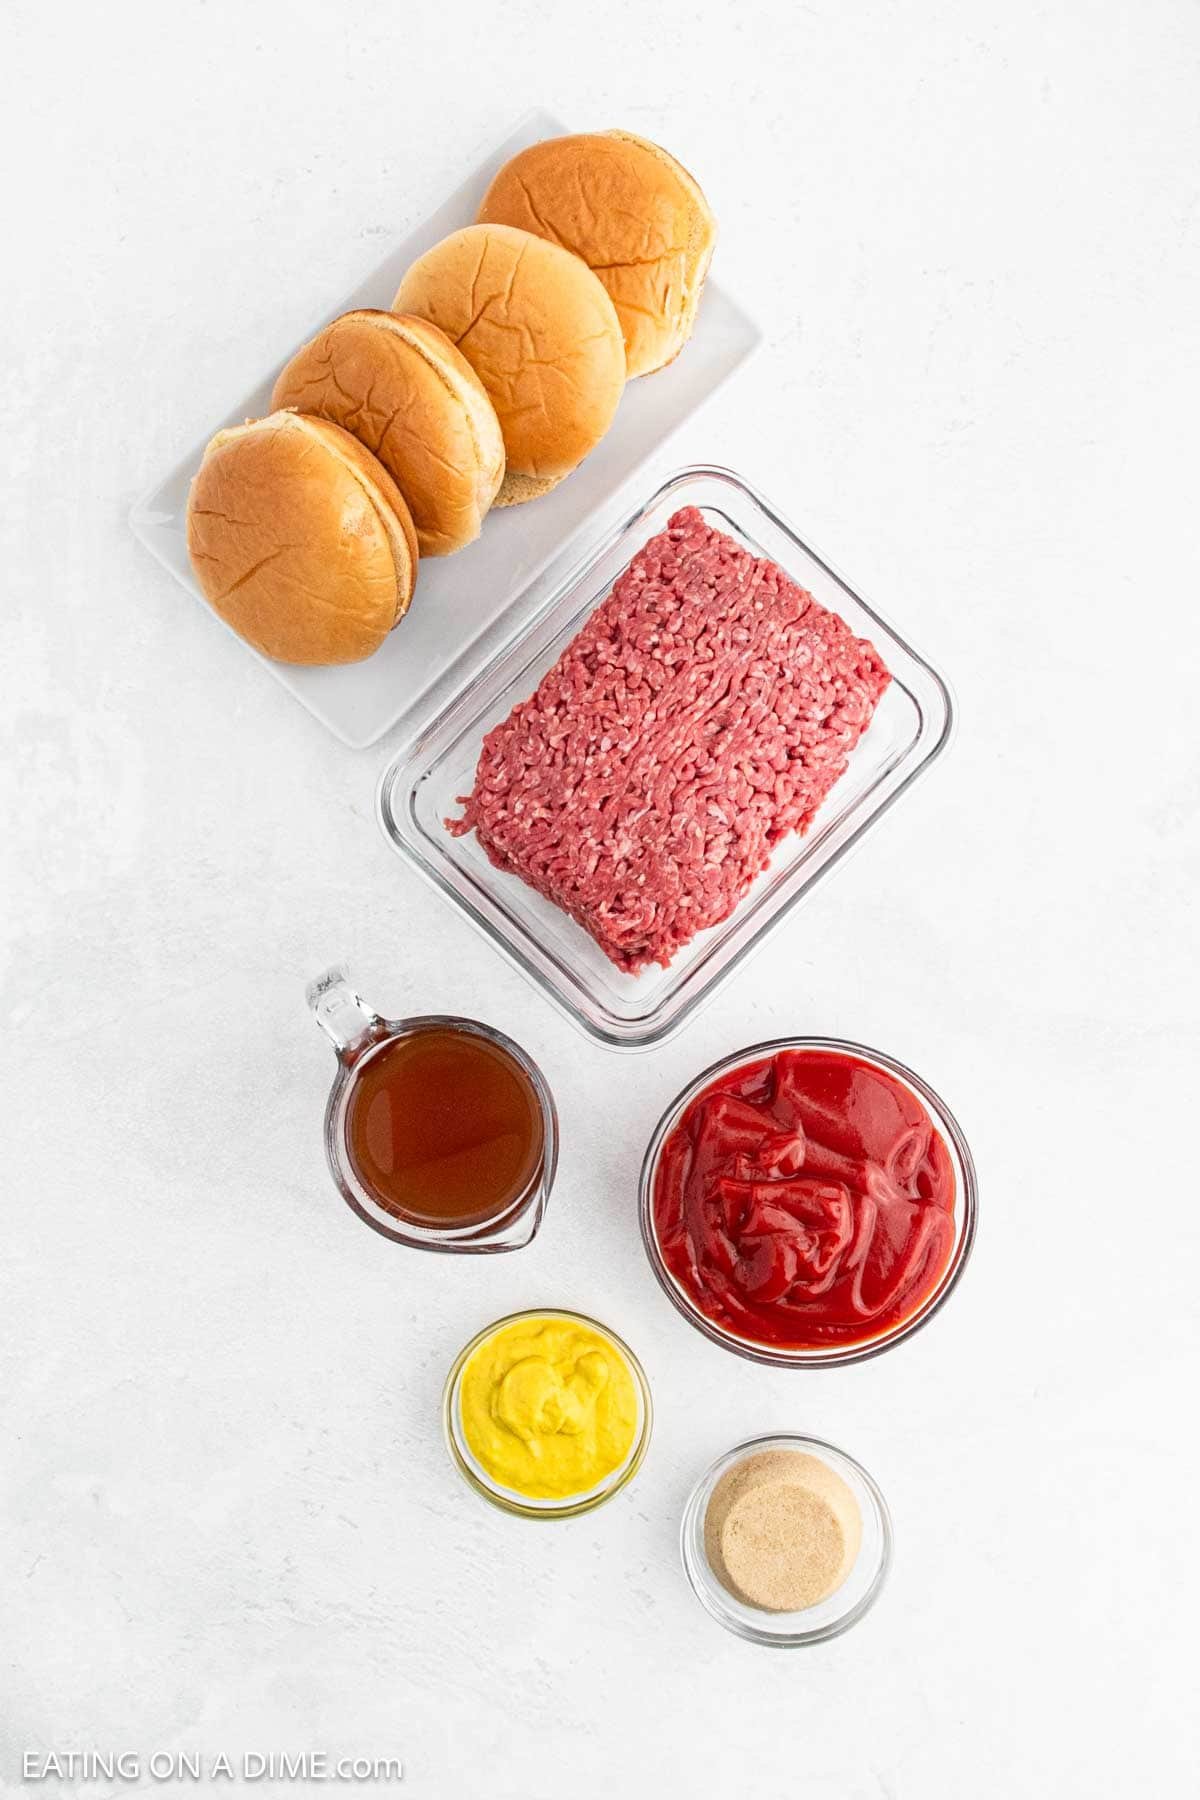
[443,1309,653,1519]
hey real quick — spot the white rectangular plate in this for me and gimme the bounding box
[129,111,761,749]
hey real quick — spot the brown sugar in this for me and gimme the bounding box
[703,1449,863,1613]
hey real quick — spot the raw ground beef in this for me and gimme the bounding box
[449,507,891,972]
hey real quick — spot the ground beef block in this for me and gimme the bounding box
[449,507,891,972]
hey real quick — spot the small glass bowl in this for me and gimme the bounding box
[681,1433,892,1646]
[442,1309,653,1519]
[640,1037,978,1368]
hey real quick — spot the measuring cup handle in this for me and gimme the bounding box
[306,965,384,1064]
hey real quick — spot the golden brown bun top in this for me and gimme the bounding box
[393,223,625,481]
[186,411,418,667]
[477,131,717,378]
[270,310,504,558]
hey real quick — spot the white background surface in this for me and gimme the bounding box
[3,1,1199,1795]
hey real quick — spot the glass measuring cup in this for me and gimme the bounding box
[307,966,558,1253]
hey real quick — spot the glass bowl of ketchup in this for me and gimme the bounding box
[640,1038,977,1367]
[308,966,558,1253]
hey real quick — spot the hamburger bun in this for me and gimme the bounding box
[393,224,625,501]
[477,131,717,378]
[490,468,565,509]
[270,311,504,557]
[186,411,418,666]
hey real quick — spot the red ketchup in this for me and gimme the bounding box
[652,1048,957,1350]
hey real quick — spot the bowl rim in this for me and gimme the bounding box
[442,1308,653,1518]
[639,1036,978,1368]
[680,1431,893,1645]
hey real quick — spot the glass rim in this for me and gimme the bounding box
[324,1014,559,1252]
[680,1431,893,1645]
[442,1308,653,1519]
[638,1036,978,1368]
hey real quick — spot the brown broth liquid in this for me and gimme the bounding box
[345,1027,544,1229]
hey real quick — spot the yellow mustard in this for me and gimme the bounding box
[459,1315,639,1501]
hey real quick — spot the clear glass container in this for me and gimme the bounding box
[681,1433,892,1646]
[442,1309,653,1518]
[377,466,953,1050]
[307,966,558,1253]
[640,1037,977,1367]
